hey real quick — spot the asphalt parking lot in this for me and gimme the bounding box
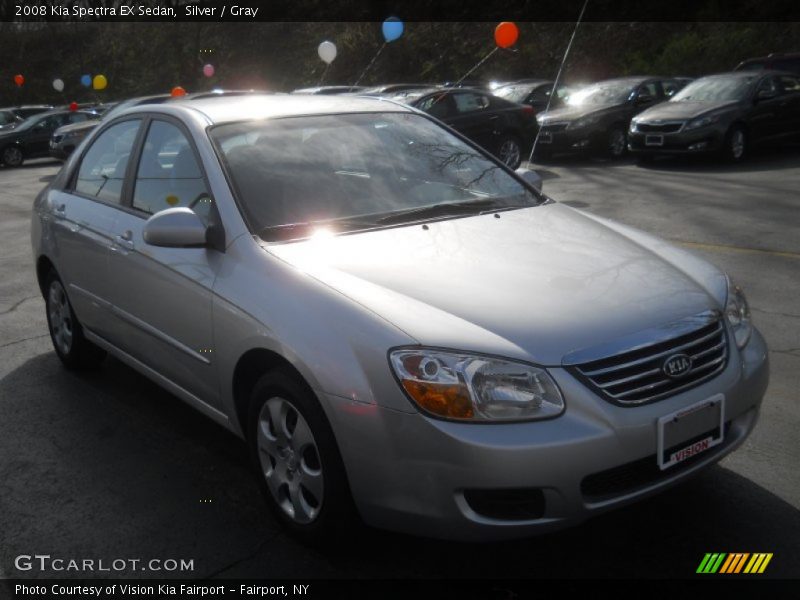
[1,150,799,580]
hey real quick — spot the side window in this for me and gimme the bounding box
[453,92,491,113]
[75,119,141,204]
[529,86,552,105]
[778,76,800,93]
[637,82,660,100]
[757,77,779,95]
[662,80,682,98]
[67,113,89,124]
[417,94,454,119]
[132,120,212,223]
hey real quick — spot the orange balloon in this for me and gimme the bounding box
[13,74,24,87]
[495,22,519,49]
[171,86,187,97]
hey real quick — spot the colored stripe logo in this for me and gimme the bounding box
[697,553,773,574]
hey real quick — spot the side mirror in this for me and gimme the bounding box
[515,167,543,191]
[143,207,207,248]
[756,89,777,101]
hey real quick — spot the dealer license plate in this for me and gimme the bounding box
[538,132,553,144]
[645,134,664,146]
[657,394,724,470]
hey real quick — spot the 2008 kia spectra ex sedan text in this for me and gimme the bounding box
[31,94,768,541]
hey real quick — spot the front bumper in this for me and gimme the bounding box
[534,125,599,155]
[321,327,769,541]
[628,127,726,155]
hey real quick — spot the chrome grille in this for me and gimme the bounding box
[636,121,684,133]
[570,319,728,405]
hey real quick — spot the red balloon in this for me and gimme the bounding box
[13,74,24,87]
[69,102,78,112]
[494,22,519,49]
[171,86,187,97]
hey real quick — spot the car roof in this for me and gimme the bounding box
[131,93,414,125]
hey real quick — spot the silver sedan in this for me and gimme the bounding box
[31,94,768,541]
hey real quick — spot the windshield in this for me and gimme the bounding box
[494,85,531,103]
[211,112,540,242]
[671,76,756,102]
[567,82,636,106]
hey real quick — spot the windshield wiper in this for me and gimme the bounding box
[374,198,510,225]
[259,216,376,242]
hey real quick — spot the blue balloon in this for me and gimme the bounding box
[80,74,92,87]
[382,17,403,43]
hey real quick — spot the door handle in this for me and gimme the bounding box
[54,203,66,214]
[114,230,135,251]
[488,115,499,121]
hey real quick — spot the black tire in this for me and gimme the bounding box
[496,134,523,169]
[606,127,627,159]
[247,368,358,545]
[722,124,747,162]
[43,270,106,369]
[2,145,24,167]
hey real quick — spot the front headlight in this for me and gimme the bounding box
[569,115,600,130]
[629,120,640,133]
[684,113,720,131]
[389,348,564,422]
[725,281,752,349]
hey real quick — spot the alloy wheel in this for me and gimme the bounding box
[2,146,23,167]
[609,129,626,157]
[48,280,73,355]
[730,129,745,160]
[498,139,521,168]
[256,396,324,524]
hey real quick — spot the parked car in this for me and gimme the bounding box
[49,95,171,159]
[735,52,800,74]
[11,104,54,119]
[292,86,366,95]
[401,87,537,168]
[32,94,767,541]
[356,83,435,96]
[493,80,578,113]
[0,108,23,129]
[534,77,682,158]
[0,109,99,167]
[629,71,800,162]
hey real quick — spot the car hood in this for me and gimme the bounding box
[537,104,621,123]
[265,203,726,366]
[54,120,98,135]
[637,100,740,121]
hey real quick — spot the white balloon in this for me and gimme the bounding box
[317,41,337,65]
[52,78,64,92]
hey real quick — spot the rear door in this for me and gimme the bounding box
[447,91,501,150]
[27,114,67,157]
[51,118,143,338]
[776,74,800,136]
[104,116,223,407]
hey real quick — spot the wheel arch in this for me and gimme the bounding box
[36,255,57,297]
[231,347,318,439]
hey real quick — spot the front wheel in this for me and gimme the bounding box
[2,146,24,167]
[723,125,747,162]
[248,369,357,543]
[496,135,522,169]
[606,127,627,159]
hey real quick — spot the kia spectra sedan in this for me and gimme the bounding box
[31,94,768,541]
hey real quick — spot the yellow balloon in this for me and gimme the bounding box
[92,74,108,90]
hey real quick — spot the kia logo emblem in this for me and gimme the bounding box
[663,354,693,378]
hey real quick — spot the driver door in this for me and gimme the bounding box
[104,116,223,408]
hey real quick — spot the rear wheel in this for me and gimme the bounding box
[723,125,747,162]
[44,271,106,369]
[496,135,522,169]
[248,369,357,544]
[2,146,23,167]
